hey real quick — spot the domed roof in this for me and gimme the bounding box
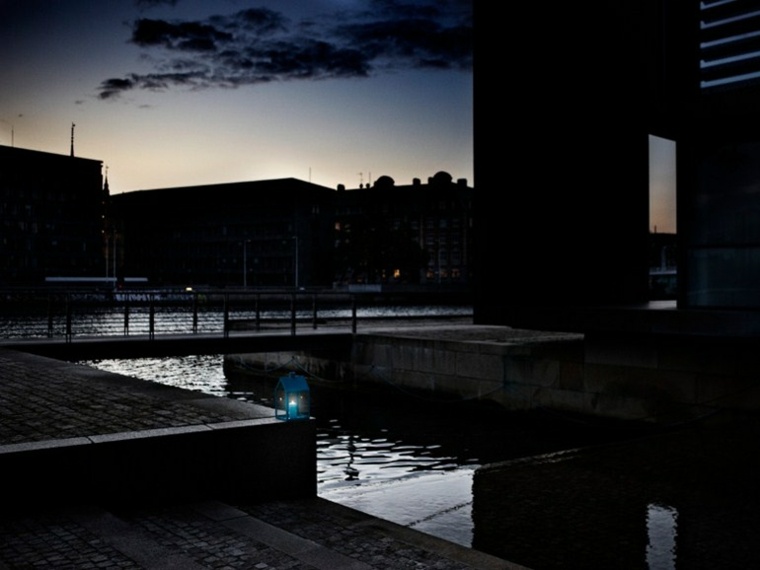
[430,171,453,184]
[373,175,395,188]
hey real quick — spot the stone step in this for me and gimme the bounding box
[0,499,514,569]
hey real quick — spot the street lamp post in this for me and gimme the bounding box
[242,239,250,288]
[293,235,299,289]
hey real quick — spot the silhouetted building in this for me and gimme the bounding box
[0,145,106,285]
[681,2,760,310]
[475,2,659,324]
[334,172,473,288]
[471,2,760,421]
[0,148,472,291]
[110,179,335,288]
[474,1,743,328]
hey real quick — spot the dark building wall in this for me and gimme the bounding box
[111,179,335,288]
[0,145,105,285]
[474,2,686,327]
[680,125,760,309]
[677,3,760,310]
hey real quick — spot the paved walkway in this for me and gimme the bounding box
[0,497,512,570]
[0,330,520,570]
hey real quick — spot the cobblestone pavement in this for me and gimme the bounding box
[0,498,514,570]
[0,350,261,445]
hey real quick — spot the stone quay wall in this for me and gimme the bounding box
[225,327,760,424]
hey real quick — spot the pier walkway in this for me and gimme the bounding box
[0,321,519,570]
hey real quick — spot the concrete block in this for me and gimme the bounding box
[558,360,585,392]
[373,341,396,369]
[384,369,437,393]
[491,383,538,411]
[431,375,499,400]
[428,348,459,376]
[456,351,503,382]
[532,387,598,416]
[503,356,536,386]
[504,356,560,389]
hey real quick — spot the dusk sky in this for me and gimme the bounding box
[2,0,678,233]
[649,135,676,234]
[1,0,473,193]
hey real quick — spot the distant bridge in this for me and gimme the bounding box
[0,287,471,360]
[0,328,357,361]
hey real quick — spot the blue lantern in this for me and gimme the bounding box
[275,373,310,421]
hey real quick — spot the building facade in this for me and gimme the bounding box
[475,1,760,327]
[472,1,760,420]
[110,179,336,288]
[0,145,106,285]
[334,172,473,288]
[0,143,473,292]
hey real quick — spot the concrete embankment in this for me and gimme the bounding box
[224,321,760,423]
[224,324,585,412]
[0,349,316,508]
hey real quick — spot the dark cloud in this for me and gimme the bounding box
[337,17,472,70]
[132,18,233,51]
[98,1,472,100]
[135,0,178,9]
[227,8,287,34]
[99,77,136,100]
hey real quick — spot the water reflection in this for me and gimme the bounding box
[647,503,678,570]
[81,355,229,396]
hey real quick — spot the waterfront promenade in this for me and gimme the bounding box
[0,324,518,570]
[3,321,760,568]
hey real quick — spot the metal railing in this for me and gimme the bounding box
[0,288,472,343]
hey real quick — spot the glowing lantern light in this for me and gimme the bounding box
[275,373,310,421]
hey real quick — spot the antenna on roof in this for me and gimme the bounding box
[1,119,15,147]
[70,122,75,157]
